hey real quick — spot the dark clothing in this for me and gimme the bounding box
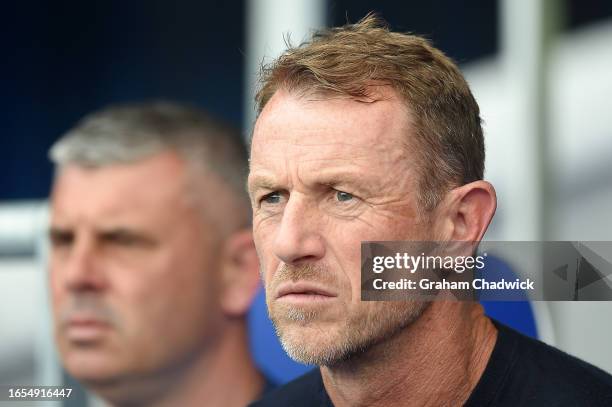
[250,321,612,406]
[251,368,331,407]
[261,376,279,396]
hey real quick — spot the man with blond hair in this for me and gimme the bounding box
[49,102,272,406]
[248,15,612,406]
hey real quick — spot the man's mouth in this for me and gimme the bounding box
[275,282,337,303]
[63,314,112,343]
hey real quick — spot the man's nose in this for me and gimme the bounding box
[272,195,325,265]
[60,237,108,292]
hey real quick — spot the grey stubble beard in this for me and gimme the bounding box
[266,262,430,366]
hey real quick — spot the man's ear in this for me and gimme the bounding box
[219,228,261,318]
[441,181,497,242]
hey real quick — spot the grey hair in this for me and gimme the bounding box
[50,101,250,217]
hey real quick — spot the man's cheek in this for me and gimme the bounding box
[255,225,278,257]
[253,221,269,247]
[253,235,271,263]
[50,280,66,314]
[262,259,280,289]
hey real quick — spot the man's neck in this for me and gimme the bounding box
[97,321,264,407]
[321,302,497,407]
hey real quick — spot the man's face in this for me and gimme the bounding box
[249,89,433,365]
[50,151,222,384]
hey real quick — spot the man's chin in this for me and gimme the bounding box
[61,346,130,385]
[273,301,430,366]
[272,319,350,365]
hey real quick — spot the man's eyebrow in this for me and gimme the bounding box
[319,172,359,185]
[96,227,157,246]
[315,169,370,186]
[248,169,374,193]
[49,225,70,234]
[248,174,279,193]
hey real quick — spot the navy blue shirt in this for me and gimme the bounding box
[250,321,612,406]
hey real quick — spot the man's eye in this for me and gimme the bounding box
[49,230,74,248]
[336,191,354,202]
[262,192,282,204]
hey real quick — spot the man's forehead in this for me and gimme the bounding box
[250,95,413,186]
[51,154,193,224]
[251,89,411,155]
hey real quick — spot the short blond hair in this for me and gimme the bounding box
[256,14,484,210]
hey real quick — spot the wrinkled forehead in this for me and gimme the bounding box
[250,89,413,166]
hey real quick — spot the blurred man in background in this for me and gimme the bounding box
[48,102,270,406]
